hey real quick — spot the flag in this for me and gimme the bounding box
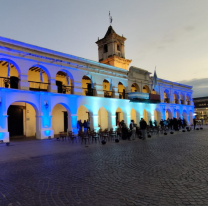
[153,67,158,88]
[66,72,69,85]
[40,69,43,82]
[7,62,10,78]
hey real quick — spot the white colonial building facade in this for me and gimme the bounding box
[0,26,194,142]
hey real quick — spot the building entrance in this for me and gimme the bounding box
[8,105,24,137]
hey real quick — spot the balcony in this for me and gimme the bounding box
[128,92,160,103]
[57,85,74,94]
[118,92,127,99]
[0,76,19,89]
[181,100,185,105]
[187,101,191,105]
[164,98,170,103]
[174,99,179,104]
[83,88,95,96]
[103,90,114,98]
[29,81,50,92]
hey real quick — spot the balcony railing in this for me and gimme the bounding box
[187,101,191,105]
[174,99,179,104]
[181,100,185,105]
[58,85,74,94]
[118,92,127,99]
[29,81,50,92]
[164,98,170,103]
[82,88,95,96]
[0,76,19,89]
[103,90,114,98]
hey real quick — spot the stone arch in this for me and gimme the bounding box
[55,70,74,94]
[52,103,72,135]
[164,89,170,103]
[7,100,39,141]
[98,106,109,130]
[142,85,150,93]
[174,91,179,104]
[183,110,188,121]
[118,82,126,99]
[130,108,137,124]
[103,79,113,97]
[116,107,124,124]
[28,64,50,92]
[176,109,180,119]
[0,58,20,89]
[165,109,172,120]
[131,83,140,92]
[82,75,95,96]
[154,108,161,123]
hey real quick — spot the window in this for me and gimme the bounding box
[104,44,108,53]
[117,44,120,51]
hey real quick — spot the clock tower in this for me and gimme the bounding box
[96,26,132,71]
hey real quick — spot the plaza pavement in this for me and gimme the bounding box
[0,127,208,206]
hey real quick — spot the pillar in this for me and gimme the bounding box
[19,73,29,90]
[49,78,58,93]
[127,114,131,128]
[70,114,78,134]
[90,113,100,132]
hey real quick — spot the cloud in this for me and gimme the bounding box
[179,78,208,98]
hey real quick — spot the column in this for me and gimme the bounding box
[127,114,131,128]
[19,73,29,90]
[49,77,57,93]
[70,114,78,134]
[0,91,9,142]
[162,107,166,120]
[94,83,104,97]
[113,87,119,99]
[90,113,100,132]
[109,114,117,131]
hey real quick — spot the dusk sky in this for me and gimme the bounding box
[1,0,207,97]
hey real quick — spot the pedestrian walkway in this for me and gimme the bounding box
[0,127,208,205]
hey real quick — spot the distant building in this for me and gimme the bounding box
[193,97,208,123]
[0,26,194,142]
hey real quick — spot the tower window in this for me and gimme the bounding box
[117,44,120,51]
[104,44,108,53]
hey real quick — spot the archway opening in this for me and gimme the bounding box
[98,107,108,130]
[154,109,161,123]
[77,105,89,131]
[166,109,172,120]
[131,83,140,92]
[28,66,49,92]
[143,109,148,123]
[152,89,156,94]
[183,110,187,121]
[118,82,125,99]
[0,60,19,89]
[103,79,112,98]
[130,108,137,124]
[7,102,37,140]
[116,107,123,125]
[174,92,179,104]
[180,93,185,105]
[52,104,71,137]
[164,90,170,103]
[82,75,93,96]
[176,110,180,119]
[56,71,73,94]
[186,95,191,105]
[142,85,150,93]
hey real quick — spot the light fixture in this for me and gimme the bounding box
[44,100,49,109]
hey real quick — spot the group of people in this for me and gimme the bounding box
[77,119,90,132]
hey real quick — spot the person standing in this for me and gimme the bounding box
[129,120,136,140]
[87,119,90,131]
[83,120,87,133]
[140,118,147,140]
[193,118,197,130]
[149,119,153,128]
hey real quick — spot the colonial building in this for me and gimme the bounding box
[0,26,194,142]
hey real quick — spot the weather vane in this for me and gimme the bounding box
[109,11,113,25]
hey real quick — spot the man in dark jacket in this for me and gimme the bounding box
[140,118,147,140]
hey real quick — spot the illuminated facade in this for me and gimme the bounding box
[0,26,194,142]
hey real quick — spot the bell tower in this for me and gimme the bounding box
[96,26,132,71]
